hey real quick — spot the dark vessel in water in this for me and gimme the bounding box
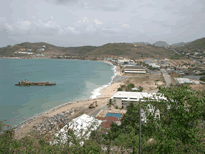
[15,80,56,86]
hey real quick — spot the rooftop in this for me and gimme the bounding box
[111,91,167,102]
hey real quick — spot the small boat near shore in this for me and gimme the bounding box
[15,80,56,86]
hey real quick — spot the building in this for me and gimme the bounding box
[40,48,45,51]
[161,59,166,64]
[148,63,160,69]
[175,78,195,84]
[117,59,129,65]
[51,114,102,146]
[122,65,146,74]
[111,91,167,109]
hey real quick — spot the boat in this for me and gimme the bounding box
[15,80,56,86]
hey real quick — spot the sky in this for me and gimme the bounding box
[0,0,204,47]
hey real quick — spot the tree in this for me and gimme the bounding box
[109,85,205,153]
[199,77,205,82]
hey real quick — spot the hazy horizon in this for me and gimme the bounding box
[0,0,204,47]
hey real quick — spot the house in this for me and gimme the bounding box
[122,65,146,74]
[149,63,160,69]
[40,48,45,51]
[161,59,166,64]
[194,52,199,55]
[110,91,167,109]
[27,49,32,52]
[175,78,195,84]
[117,59,129,65]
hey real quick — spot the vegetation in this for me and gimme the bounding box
[170,54,186,60]
[109,85,205,153]
[199,77,205,82]
[0,86,205,153]
[0,42,175,59]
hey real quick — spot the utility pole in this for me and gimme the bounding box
[139,100,141,154]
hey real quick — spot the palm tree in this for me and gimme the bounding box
[107,99,114,109]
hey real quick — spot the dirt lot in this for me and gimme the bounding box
[121,74,165,92]
[190,84,205,91]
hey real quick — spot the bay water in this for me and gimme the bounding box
[0,59,114,126]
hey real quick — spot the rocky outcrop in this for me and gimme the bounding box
[32,106,84,135]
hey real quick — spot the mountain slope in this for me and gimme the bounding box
[154,41,169,47]
[0,42,175,59]
[178,37,205,49]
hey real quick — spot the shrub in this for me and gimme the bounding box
[199,77,205,82]
[118,88,122,91]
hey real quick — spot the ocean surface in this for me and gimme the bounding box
[0,59,115,126]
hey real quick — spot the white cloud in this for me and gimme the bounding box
[85,24,96,32]
[31,16,36,19]
[45,21,51,27]
[102,27,119,32]
[77,20,81,23]
[82,17,89,22]
[139,29,144,33]
[94,19,103,25]
[122,24,129,27]
[5,23,13,30]
[16,21,31,30]
[0,17,6,22]
[50,16,54,19]
[59,26,80,34]
[68,26,75,30]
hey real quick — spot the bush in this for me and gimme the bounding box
[199,76,205,82]
[138,86,143,92]
[127,83,135,88]
[118,88,122,91]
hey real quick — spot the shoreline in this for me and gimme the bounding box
[13,60,124,137]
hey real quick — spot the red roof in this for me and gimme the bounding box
[101,121,114,129]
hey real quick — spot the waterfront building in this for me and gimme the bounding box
[122,65,146,74]
[111,91,167,109]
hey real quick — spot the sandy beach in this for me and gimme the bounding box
[14,61,123,139]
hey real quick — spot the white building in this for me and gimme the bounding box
[175,78,195,84]
[111,91,167,109]
[118,59,129,65]
[40,48,45,51]
[50,114,102,146]
[149,63,160,69]
[122,65,146,74]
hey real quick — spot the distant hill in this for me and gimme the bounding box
[171,42,186,48]
[83,43,175,59]
[177,37,205,49]
[153,41,169,47]
[0,42,175,59]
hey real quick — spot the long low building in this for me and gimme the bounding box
[122,65,147,74]
[111,91,167,109]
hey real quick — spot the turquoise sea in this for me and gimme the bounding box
[0,59,114,126]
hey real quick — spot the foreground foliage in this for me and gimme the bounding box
[109,85,205,153]
[0,85,205,153]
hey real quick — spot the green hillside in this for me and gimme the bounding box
[154,41,169,47]
[0,42,175,59]
[178,37,205,49]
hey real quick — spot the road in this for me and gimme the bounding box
[172,49,181,55]
[90,105,106,117]
[160,69,171,87]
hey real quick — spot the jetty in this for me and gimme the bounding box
[15,80,56,86]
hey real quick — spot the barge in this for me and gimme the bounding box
[15,80,56,86]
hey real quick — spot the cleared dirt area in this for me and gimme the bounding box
[190,84,205,91]
[121,74,165,92]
